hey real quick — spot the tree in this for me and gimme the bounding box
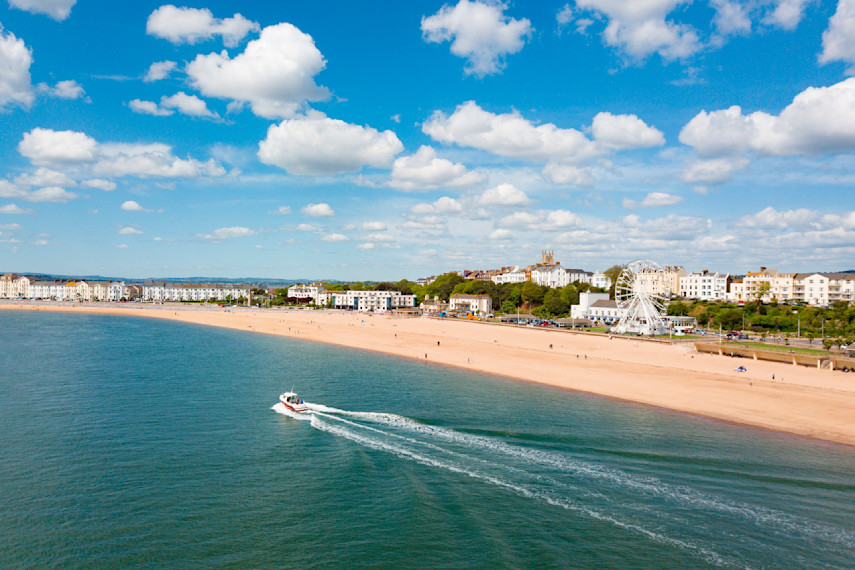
[559,283,579,307]
[542,289,568,316]
[500,300,517,314]
[425,273,464,301]
[668,301,689,316]
[719,308,742,330]
[822,338,834,351]
[603,264,623,300]
[521,280,547,304]
[806,331,817,345]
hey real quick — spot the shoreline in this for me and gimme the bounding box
[4,300,855,449]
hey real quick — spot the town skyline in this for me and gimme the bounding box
[2,1,855,280]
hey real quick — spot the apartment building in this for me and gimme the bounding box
[679,270,730,301]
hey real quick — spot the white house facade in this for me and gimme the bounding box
[449,294,492,315]
[318,290,417,312]
[679,271,730,301]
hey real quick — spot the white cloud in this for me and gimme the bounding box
[421,0,532,77]
[118,226,143,235]
[146,5,259,47]
[120,200,149,212]
[14,167,74,187]
[388,145,484,190]
[0,26,33,109]
[423,101,597,162]
[94,143,225,178]
[679,78,855,157]
[541,162,594,186]
[622,212,711,239]
[39,79,85,99]
[0,223,23,230]
[25,186,77,203]
[198,226,257,240]
[764,0,812,30]
[81,179,116,191]
[739,206,818,229]
[321,233,349,243]
[271,206,291,215]
[711,0,752,35]
[259,113,403,175]
[130,92,217,118]
[497,208,582,229]
[186,22,329,118]
[364,232,394,242]
[591,111,665,150]
[623,192,683,209]
[161,92,217,118]
[301,203,335,218]
[144,60,177,82]
[130,99,174,116]
[820,0,855,72]
[8,0,75,21]
[18,128,98,165]
[489,228,515,240]
[410,196,463,215]
[477,183,530,205]
[574,0,701,60]
[115,243,128,249]
[362,221,387,231]
[0,203,35,215]
[681,157,748,184]
[356,242,375,250]
[296,223,319,232]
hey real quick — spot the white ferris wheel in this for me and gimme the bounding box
[612,259,670,336]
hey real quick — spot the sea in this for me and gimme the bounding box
[2,311,855,568]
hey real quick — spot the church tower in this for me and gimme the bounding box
[541,249,554,265]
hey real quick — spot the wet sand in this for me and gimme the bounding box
[4,301,855,447]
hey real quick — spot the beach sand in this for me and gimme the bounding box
[5,301,855,447]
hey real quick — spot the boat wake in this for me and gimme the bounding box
[273,401,855,567]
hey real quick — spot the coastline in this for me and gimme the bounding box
[5,300,855,448]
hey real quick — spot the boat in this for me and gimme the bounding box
[279,391,308,413]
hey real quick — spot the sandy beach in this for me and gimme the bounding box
[4,300,855,447]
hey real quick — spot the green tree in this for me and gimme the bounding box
[668,300,689,316]
[822,338,834,351]
[603,264,623,300]
[542,289,569,316]
[500,300,517,314]
[521,280,547,304]
[425,273,465,302]
[559,283,579,307]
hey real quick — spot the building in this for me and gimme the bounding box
[742,267,795,303]
[728,279,745,303]
[636,265,685,297]
[318,290,417,312]
[570,291,622,322]
[420,296,448,315]
[492,267,526,284]
[449,294,492,315]
[0,274,33,298]
[143,282,251,303]
[287,283,327,303]
[793,273,855,306]
[590,271,612,290]
[679,270,730,301]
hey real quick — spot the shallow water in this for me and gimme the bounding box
[2,311,854,568]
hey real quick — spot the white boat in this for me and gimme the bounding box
[279,391,308,413]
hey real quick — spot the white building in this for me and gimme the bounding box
[492,267,526,284]
[287,283,327,303]
[530,265,592,288]
[679,270,730,301]
[793,273,855,306]
[318,290,417,312]
[449,294,492,315]
[590,271,612,290]
[143,282,251,303]
[570,292,624,323]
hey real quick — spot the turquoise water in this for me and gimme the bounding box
[2,311,855,568]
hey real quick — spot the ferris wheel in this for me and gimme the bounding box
[612,259,670,336]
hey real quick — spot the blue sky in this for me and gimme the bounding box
[1,0,854,280]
